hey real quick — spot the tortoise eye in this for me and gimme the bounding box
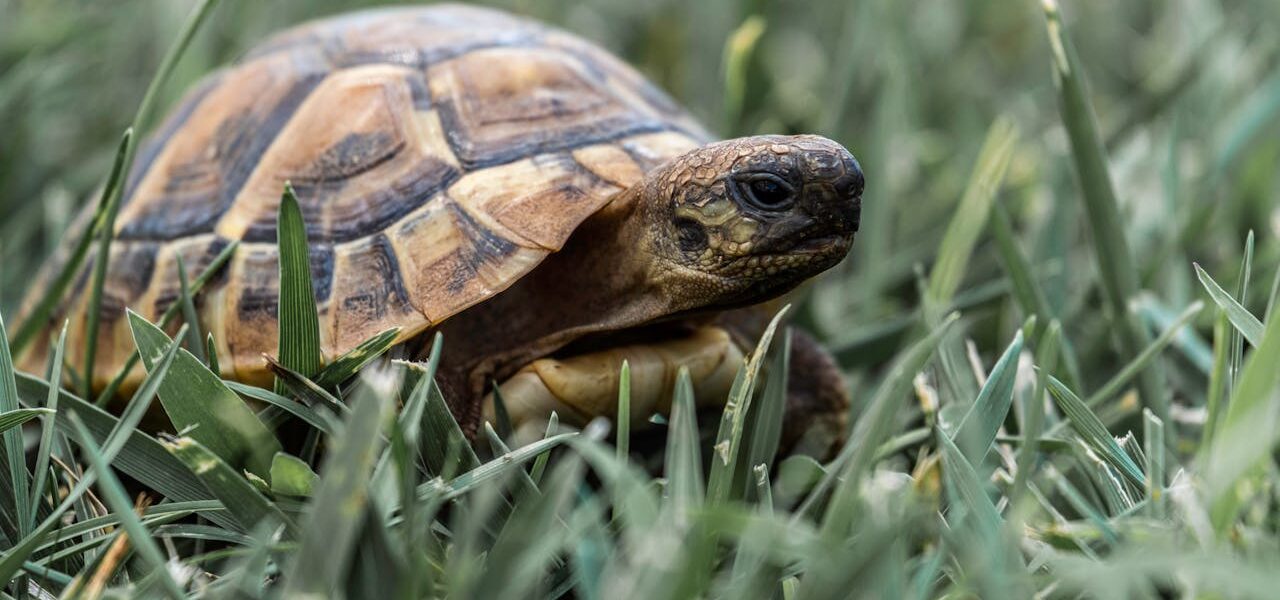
[736,173,796,211]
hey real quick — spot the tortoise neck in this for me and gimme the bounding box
[430,184,670,390]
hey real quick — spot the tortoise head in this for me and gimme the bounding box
[638,134,863,311]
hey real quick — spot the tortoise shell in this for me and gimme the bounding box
[20,4,712,389]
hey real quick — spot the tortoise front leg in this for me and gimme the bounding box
[481,327,744,432]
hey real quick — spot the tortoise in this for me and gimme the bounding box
[19,4,863,451]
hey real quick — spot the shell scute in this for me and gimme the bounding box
[116,55,327,242]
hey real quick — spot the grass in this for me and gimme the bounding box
[2,0,1280,597]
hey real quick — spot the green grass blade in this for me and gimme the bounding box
[27,323,64,525]
[1229,233,1255,393]
[397,355,482,477]
[275,182,322,396]
[313,327,401,390]
[282,370,394,596]
[175,256,206,365]
[665,367,704,515]
[617,360,631,462]
[0,409,51,436]
[566,436,660,538]
[226,381,335,435]
[937,430,1004,542]
[67,414,184,599]
[164,436,292,536]
[1265,264,1280,325]
[950,330,1023,465]
[1203,314,1230,456]
[1045,376,1144,487]
[265,355,347,415]
[1203,296,1280,533]
[721,16,766,132]
[482,422,539,499]
[529,412,557,486]
[1194,263,1262,346]
[1142,409,1165,519]
[1012,321,1059,508]
[1041,0,1166,425]
[270,452,319,498]
[925,117,1019,308]
[8,131,130,357]
[129,309,280,479]
[206,332,221,375]
[432,432,578,502]
[0,312,31,543]
[745,329,790,475]
[707,305,788,505]
[489,385,514,442]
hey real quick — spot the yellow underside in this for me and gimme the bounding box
[482,326,744,431]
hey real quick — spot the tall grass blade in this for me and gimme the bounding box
[1229,233,1254,395]
[283,370,394,596]
[1084,301,1203,409]
[275,182,322,396]
[1194,263,1262,346]
[430,432,578,502]
[227,381,335,435]
[1142,409,1165,519]
[722,16,766,132]
[1012,321,1059,507]
[26,322,64,525]
[0,313,30,543]
[746,330,790,475]
[0,410,51,436]
[665,368,704,515]
[1203,298,1280,533]
[529,412,557,486]
[707,305,788,505]
[950,330,1023,465]
[175,256,206,364]
[312,327,400,390]
[1041,0,1167,425]
[925,117,1018,309]
[617,360,630,462]
[1045,376,1144,487]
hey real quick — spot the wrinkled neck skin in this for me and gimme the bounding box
[426,185,681,411]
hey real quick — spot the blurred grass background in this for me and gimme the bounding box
[2,0,1278,388]
[3,1,1280,596]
